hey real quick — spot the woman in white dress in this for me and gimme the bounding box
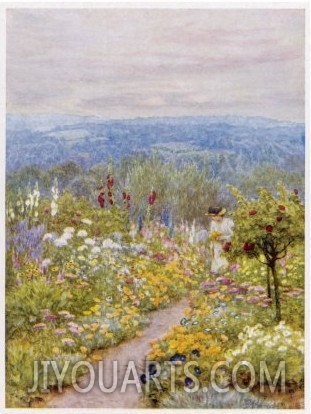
[206,207,234,274]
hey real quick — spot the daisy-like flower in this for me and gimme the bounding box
[91,246,101,255]
[43,233,54,241]
[77,230,88,238]
[54,237,68,247]
[64,227,75,234]
[81,218,92,225]
[85,238,96,246]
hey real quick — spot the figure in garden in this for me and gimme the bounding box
[207,206,234,274]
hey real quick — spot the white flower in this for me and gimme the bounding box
[43,233,54,241]
[51,200,58,217]
[102,238,122,250]
[41,259,51,268]
[85,238,96,246]
[81,218,93,225]
[77,230,88,238]
[91,246,101,254]
[298,346,304,354]
[62,232,73,241]
[278,346,287,352]
[77,255,86,261]
[64,227,75,234]
[54,237,68,247]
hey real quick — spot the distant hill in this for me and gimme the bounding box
[6,114,305,175]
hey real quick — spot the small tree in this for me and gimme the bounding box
[227,183,304,322]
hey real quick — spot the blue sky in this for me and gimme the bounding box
[6,8,305,122]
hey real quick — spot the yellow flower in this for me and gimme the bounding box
[136,331,143,337]
[100,324,110,334]
[83,324,90,330]
[85,334,94,340]
[93,297,101,303]
[105,332,113,339]
[206,345,221,356]
[90,323,99,332]
[52,347,60,355]
[83,311,92,316]
[80,346,88,354]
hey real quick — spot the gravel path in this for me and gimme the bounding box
[44,297,189,408]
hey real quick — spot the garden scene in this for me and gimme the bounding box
[5,7,306,411]
[6,155,305,409]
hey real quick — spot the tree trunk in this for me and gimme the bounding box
[266,267,271,298]
[270,262,281,322]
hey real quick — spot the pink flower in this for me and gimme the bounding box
[246,296,261,304]
[227,287,239,294]
[216,276,233,285]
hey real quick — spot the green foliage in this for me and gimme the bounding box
[226,183,304,321]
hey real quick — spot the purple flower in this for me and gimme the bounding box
[54,328,67,335]
[61,338,75,346]
[229,263,240,273]
[227,287,239,294]
[246,296,261,304]
[44,314,57,321]
[216,277,233,285]
[205,287,220,294]
[235,295,245,301]
[252,285,266,293]
[200,280,216,289]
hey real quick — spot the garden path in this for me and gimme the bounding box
[44,297,189,408]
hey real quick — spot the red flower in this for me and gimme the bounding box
[278,205,286,211]
[276,216,283,222]
[98,185,104,190]
[127,203,131,209]
[71,217,77,224]
[122,192,127,200]
[76,211,82,217]
[127,194,131,200]
[293,189,299,195]
[249,209,257,216]
[108,191,112,197]
[98,193,105,208]
[266,225,273,232]
[109,199,114,205]
[148,190,157,205]
[44,208,50,214]
[222,242,232,252]
[242,242,255,251]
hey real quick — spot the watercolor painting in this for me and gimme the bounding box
[4,5,306,411]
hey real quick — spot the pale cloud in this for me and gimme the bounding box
[6,8,305,122]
